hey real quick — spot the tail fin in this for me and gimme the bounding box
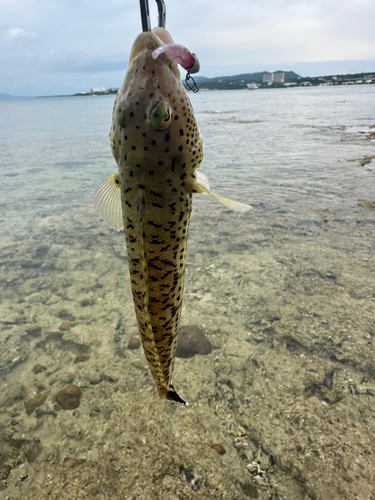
[166,386,188,405]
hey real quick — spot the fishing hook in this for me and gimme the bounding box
[139,0,166,32]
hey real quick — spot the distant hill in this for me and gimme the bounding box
[0,92,15,100]
[0,92,33,100]
[197,71,300,83]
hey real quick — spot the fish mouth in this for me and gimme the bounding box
[128,28,180,80]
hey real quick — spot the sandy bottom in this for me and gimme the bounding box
[0,194,374,500]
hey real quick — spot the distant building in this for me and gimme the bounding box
[262,72,285,83]
[263,73,273,83]
[90,87,106,93]
[273,73,285,83]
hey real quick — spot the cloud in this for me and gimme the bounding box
[0,0,375,95]
[5,27,37,40]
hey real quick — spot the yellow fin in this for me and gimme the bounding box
[93,173,123,231]
[194,172,252,213]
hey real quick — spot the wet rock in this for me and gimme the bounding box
[32,364,47,374]
[176,325,212,358]
[55,385,81,410]
[25,326,42,337]
[128,337,141,349]
[24,394,47,414]
[59,322,75,331]
[211,443,226,455]
[74,355,89,364]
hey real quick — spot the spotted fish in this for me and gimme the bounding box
[94,27,251,404]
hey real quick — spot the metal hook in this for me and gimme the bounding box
[139,0,166,32]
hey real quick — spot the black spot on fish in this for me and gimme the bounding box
[149,170,154,175]
[150,190,162,198]
[139,184,145,189]
[130,171,133,177]
[165,133,170,142]
[132,145,136,150]
[178,146,183,152]
[115,178,120,185]
[144,147,148,151]
[179,129,183,136]
[152,140,156,146]
[158,161,163,166]
[148,221,162,228]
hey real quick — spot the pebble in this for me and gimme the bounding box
[128,337,141,349]
[74,355,89,364]
[176,325,212,358]
[24,394,47,414]
[59,322,75,331]
[55,384,81,410]
[32,364,47,374]
[211,443,226,455]
[25,326,42,337]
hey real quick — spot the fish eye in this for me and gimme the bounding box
[115,100,126,127]
[149,101,172,131]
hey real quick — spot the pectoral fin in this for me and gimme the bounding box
[194,172,252,213]
[93,173,123,231]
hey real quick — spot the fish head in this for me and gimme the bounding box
[110,29,202,173]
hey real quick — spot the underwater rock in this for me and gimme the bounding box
[71,459,86,468]
[55,384,81,410]
[240,482,259,498]
[25,326,42,337]
[211,443,226,455]
[80,298,94,307]
[24,394,47,414]
[59,321,75,331]
[358,200,375,210]
[32,364,47,374]
[128,337,141,349]
[176,325,212,358]
[74,355,89,364]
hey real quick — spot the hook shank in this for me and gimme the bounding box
[139,0,166,32]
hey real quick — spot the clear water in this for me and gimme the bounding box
[0,87,374,499]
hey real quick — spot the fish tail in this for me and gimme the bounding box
[166,386,188,405]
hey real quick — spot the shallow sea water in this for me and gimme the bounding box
[0,86,374,499]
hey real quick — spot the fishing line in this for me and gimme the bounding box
[194,89,369,264]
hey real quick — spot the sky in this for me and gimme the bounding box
[1,0,375,96]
